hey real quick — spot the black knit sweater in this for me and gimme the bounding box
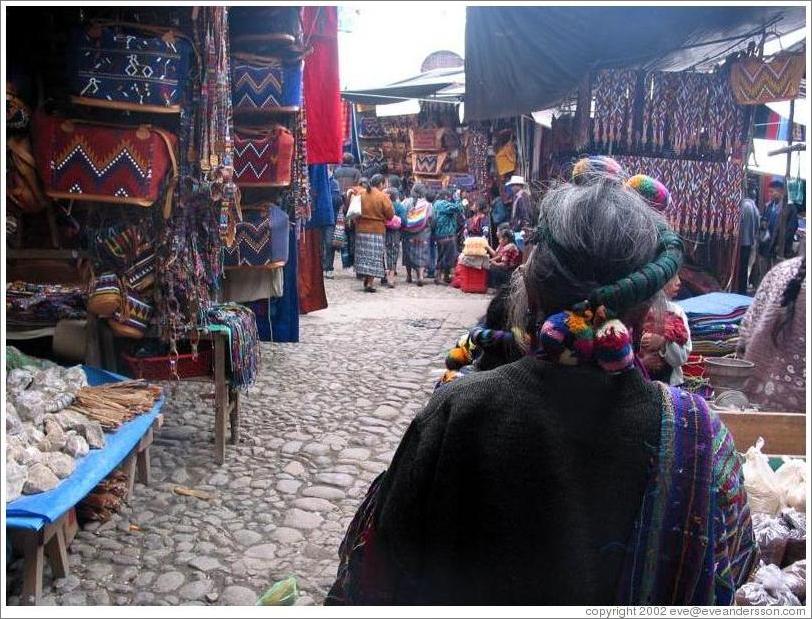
[373,356,663,605]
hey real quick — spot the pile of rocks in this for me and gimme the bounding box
[6,365,106,501]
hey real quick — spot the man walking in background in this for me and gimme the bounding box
[737,196,760,294]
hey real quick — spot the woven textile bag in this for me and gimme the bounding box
[32,113,178,217]
[409,127,444,151]
[359,116,385,139]
[729,53,805,104]
[362,147,385,168]
[229,6,302,48]
[412,151,447,176]
[332,211,347,249]
[223,206,290,268]
[232,54,303,113]
[403,200,430,233]
[123,251,156,291]
[109,291,153,339]
[87,273,122,317]
[233,126,295,187]
[68,23,193,113]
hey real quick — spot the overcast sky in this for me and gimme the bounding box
[337,2,466,91]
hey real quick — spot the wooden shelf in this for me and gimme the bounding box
[6,249,87,260]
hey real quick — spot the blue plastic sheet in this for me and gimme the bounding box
[5,367,164,531]
[678,292,753,317]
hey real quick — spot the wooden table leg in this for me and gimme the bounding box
[229,388,240,445]
[214,332,227,465]
[121,450,137,500]
[17,530,44,605]
[44,526,69,580]
[136,426,154,485]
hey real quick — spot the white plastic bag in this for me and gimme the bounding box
[346,193,363,221]
[775,458,806,513]
[742,437,784,515]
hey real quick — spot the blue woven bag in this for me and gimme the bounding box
[68,23,193,113]
[232,54,303,114]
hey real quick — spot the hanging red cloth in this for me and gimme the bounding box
[303,6,342,165]
[298,228,328,314]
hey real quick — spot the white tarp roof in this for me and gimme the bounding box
[749,138,807,179]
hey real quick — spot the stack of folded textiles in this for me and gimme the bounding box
[677,292,753,357]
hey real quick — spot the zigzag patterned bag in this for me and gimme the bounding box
[233,126,295,187]
[223,204,290,268]
[413,151,447,176]
[729,53,805,105]
[410,127,444,151]
[362,147,385,168]
[32,112,178,217]
[68,23,193,113]
[358,116,385,139]
[232,54,303,113]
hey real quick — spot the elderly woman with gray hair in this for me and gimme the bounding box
[327,160,756,606]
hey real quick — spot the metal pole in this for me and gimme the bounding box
[777,98,795,259]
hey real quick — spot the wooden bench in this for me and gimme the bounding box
[9,415,162,605]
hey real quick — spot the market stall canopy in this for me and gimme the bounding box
[341,66,465,106]
[767,99,808,126]
[749,138,808,179]
[465,6,806,121]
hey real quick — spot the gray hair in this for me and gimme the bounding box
[410,183,427,200]
[509,177,667,337]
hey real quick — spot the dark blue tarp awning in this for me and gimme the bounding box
[465,6,806,121]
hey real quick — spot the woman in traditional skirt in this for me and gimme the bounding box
[401,183,433,287]
[383,188,407,289]
[432,189,465,285]
[353,174,394,293]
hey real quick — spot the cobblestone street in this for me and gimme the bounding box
[6,269,488,606]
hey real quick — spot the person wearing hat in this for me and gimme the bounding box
[762,179,797,266]
[505,175,534,234]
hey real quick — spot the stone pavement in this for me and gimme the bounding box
[6,267,488,606]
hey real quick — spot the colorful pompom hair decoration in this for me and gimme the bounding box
[593,320,635,373]
[571,156,625,185]
[536,311,595,366]
[625,174,670,211]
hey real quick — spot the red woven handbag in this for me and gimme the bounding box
[32,112,178,217]
[233,125,295,187]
